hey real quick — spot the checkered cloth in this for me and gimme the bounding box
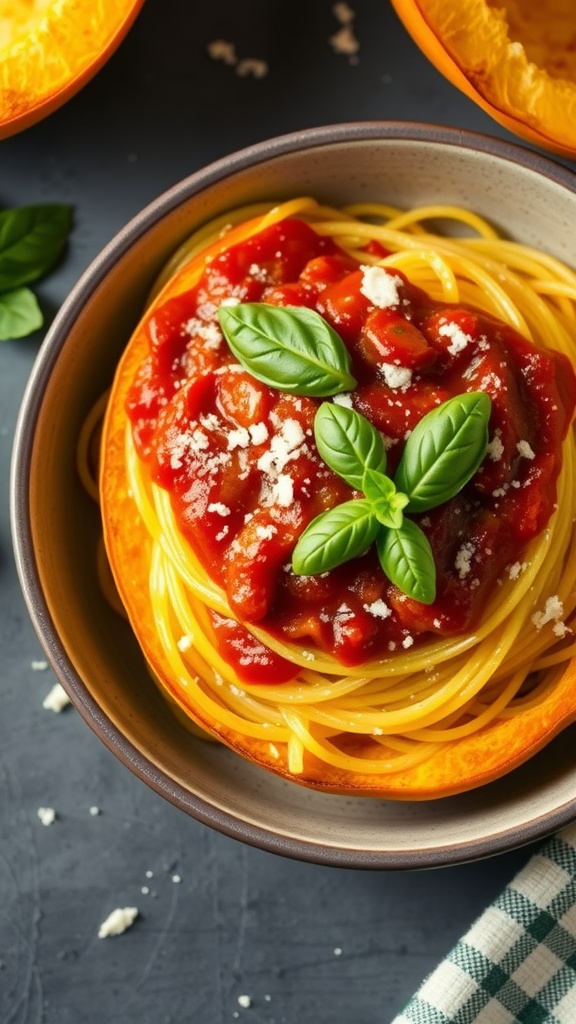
[392,824,576,1024]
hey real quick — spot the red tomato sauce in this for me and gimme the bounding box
[126,218,576,680]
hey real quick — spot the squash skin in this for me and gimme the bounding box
[100,235,576,801]
[391,0,576,159]
[0,0,145,139]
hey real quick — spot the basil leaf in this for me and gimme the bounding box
[395,392,491,513]
[218,303,357,396]
[0,287,43,339]
[314,402,387,490]
[292,499,378,575]
[362,468,408,529]
[377,518,436,604]
[0,205,71,291]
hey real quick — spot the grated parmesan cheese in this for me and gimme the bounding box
[359,266,402,309]
[42,682,71,713]
[236,58,269,79]
[98,907,139,939]
[207,39,237,65]
[248,421,269,445]
[364,599,392,619]
[37,807,56,826]
[270,474,294,507]
[517,439,536,460]
[487,432,504,462]
[380,363,412,391]
[255,524,277,541]
[532,595,568,637]
[227,427,251,450]
[438,321,472,356]
[330,3,359,58]
[508,561,527,580]
[332,392,353,408]
[455,541,475,579]
[329,25,359,56]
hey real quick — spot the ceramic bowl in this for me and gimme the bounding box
[11,123,576,868]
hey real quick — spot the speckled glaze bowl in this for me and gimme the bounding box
[11,123,576,868]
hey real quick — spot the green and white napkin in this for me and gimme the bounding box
[392,825,576,1024]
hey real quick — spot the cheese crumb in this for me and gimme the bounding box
[330,3,359,58]
[177,635,192,652]
[207,502,231,516]
[380,363,412,391]
[334,1,354,22]
[42,682,71,713]
[487,432,504,462]
[207,39,237,65]
[532,595,568,637]
[248,421,268,445]
[364,599,392,619]
[270,474,294,507]
[237,995,252,1008]
[438,321,472,356]
[332,392,353,408]
[37,807,56,826]
[330,24,359,56]
[517,439,536,460]
[227,427,251,450]
[236,58,268,79]
[98,907,139,939]
[508,561,527,580]
[89,806,100,816]
[359,266,402,308]
[455,541,475,579]
[31,659,48,671]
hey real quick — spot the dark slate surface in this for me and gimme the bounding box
[1,2,571,1022]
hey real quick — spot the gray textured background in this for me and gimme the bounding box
[1,2,571,1022]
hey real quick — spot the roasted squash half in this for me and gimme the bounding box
[0,0,144,139]
[391,0,576,159]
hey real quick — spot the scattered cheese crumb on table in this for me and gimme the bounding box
[42,682,71,713]
[37,807,56,826]
[236,58,269,79]
[207,39,237,65]
[98,907,139,938]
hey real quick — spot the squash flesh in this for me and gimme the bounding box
[0,0,143,138]
[393,0,576,156]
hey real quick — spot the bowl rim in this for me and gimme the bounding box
[10,120,576,869]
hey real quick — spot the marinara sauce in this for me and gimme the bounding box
[126,218,576,681]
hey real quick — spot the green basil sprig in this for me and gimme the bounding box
[0,204,72,340]
[314,402,387,490]
[394,391,493,512]
[292,392,491,604]
[218,302,357,396]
